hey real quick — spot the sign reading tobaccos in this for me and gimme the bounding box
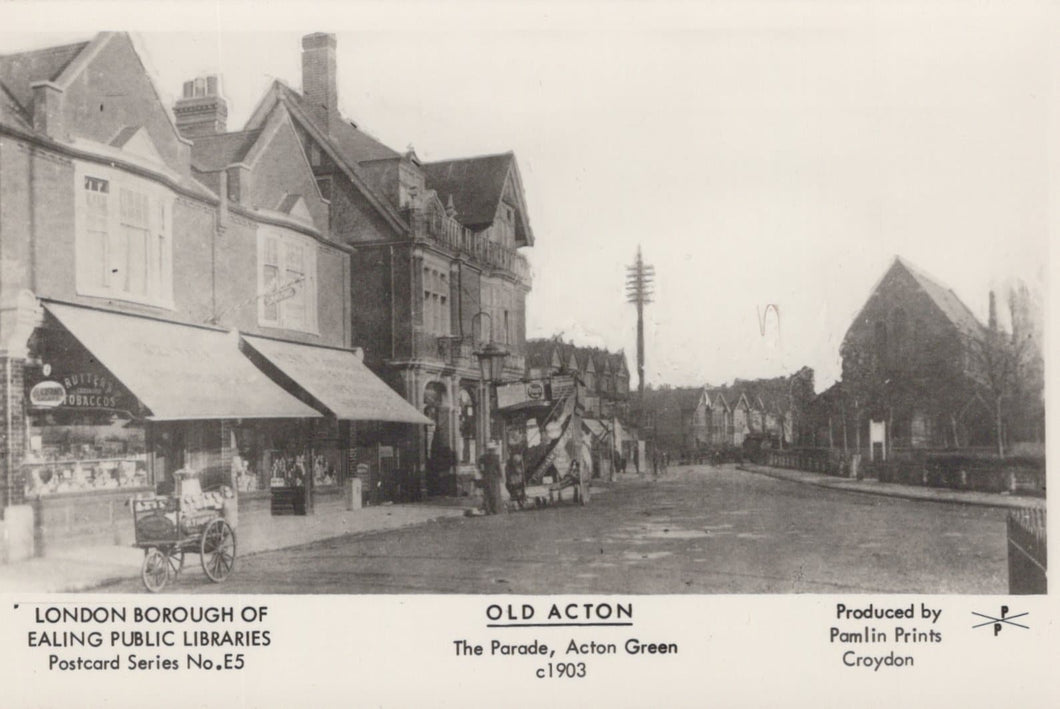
[28,372,124,410]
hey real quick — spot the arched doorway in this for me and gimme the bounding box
[458,387,477,466]
[423,381,453,495]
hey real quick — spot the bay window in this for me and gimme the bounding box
[75,165,173,307]
[257,228,318,333]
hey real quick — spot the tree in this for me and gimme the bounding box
[969,286,1041,457]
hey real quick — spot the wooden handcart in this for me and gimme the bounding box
[131,470,236,593]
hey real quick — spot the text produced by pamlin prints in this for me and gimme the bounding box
[831,602,944,670]
[452,601,678,679]
[18,604,272,672]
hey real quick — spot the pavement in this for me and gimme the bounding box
[737,462,1047,510]
[0,495,477,594]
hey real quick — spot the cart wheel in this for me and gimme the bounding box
[141,548,169,593]
[200,519,236,583]
[164,547,185,578]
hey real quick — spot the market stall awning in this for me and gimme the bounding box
[43,303,322,421]
[241,335,431,424]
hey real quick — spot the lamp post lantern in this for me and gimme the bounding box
[470,312,509,458]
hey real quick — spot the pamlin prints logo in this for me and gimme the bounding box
[972,606,1029,635]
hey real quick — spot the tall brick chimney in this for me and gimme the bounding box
[173,75,228,138]
[301,33,338,132]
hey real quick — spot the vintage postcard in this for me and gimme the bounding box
[0,1,1054,706]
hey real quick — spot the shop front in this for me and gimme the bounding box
[239,335,431,508]
[21,301,322,548]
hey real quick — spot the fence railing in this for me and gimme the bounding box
[764,448,846,476]
[763,447,1045,496]
[1008,508,1047,594]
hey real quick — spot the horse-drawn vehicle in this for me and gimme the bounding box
[131,469,236,592]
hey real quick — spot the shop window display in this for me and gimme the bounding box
[23,410,149,496]
[230,422,342,493]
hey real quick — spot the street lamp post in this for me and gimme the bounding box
[470,312,509,460]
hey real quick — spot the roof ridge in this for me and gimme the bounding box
[0,39,91,62]
[897,256,985,333]
[421,150,513,165]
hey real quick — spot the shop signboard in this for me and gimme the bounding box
[26,368,130,412]
[29,381,65,408]
[262,277,301,306]
[550,374,576,400]
[496,378,552,410]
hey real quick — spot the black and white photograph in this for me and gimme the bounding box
[0,1,1054,706]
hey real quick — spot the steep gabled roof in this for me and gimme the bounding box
[897,257,985,339]
[706,389,729,411]
[280,85,400,163]
[525,338,559,370]
[421,153,535,246]
[242,81,406,235]
[421,153,512,228]
[847,256,986,345]
[0,40,89,116]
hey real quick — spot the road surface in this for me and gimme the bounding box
[105,464,1010,594]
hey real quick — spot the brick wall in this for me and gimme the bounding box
[349,244,394,368]
[0,356,26,510]
[60,34,192,176]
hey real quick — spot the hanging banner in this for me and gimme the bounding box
[526,393,577,484]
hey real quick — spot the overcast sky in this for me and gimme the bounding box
[1,1,1050,392]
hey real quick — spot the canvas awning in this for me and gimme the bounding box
[43,302,322,421]
[241,335,430,424]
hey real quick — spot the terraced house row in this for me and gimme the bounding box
[0,32,535,561]
[641,368,816,461]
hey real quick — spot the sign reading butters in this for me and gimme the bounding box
[27,372,125,411]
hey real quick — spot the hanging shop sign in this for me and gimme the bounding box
[550,374,576,400]
[496,379,552,411]
[526,381,545,400]
[29,381,66,408]
[262,277,302,307]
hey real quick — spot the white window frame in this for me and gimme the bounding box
[422,264,450,337]
[256,227,319,334]
[74,162,174,308]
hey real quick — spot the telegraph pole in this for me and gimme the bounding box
[625,246,654,400]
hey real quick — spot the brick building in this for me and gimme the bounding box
[0,33,429,562]
[638,367,814,461]
[838,256,992,454]
[233,34,535,486]
[640,386,708,460]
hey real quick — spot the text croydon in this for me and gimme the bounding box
[35,606,238,624]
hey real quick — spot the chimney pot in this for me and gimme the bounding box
[173,74,228,138]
